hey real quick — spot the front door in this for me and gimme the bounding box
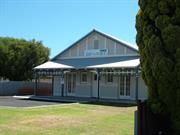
[53,76,62,96]
[92,73,98,97]
[67,73,76,96]
[119,76,131,99]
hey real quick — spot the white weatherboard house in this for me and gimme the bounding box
[34,29,148,102]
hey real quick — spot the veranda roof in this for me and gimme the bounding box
[34,61,73,69]
[34,56,140,70]
[87,59,139,68]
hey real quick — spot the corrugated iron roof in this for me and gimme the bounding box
[34,61,73,69]
[35,56,140,70]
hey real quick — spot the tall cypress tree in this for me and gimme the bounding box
[136,0,180,134]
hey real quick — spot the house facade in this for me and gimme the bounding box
[34,29,147,102]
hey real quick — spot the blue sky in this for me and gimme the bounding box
[0,0,139,58]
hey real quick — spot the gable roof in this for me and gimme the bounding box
[52,29,138,60]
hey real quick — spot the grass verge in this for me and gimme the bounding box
[0,103,136,135]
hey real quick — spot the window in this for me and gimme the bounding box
[81,72,88,83]
[93,40,99,49]
[107,71,113,83]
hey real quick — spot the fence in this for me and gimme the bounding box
[0,81,52,96]
[136,101,172,135]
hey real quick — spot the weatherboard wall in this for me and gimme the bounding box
[52,72,148,100]
[75,72,92,97]
[57,32,138,59]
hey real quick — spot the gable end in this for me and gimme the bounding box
[52,29,138,60]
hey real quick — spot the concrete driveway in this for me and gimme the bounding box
[0,96,63,108]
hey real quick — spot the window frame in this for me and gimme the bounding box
[106,71,113,84]
[80,72,88,83]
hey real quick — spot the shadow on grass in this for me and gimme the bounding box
[20,98,74,104]
[24,99,136,107]
[81,101,137,107]
[17,96,137,107]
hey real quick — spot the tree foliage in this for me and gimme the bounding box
[136,0,180,134]
[0,37,49,81]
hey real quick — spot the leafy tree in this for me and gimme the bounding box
[136,0,180,134]
[0,42,8,79]
[0,37,50,81]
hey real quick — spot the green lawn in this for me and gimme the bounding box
[0,103,136,135]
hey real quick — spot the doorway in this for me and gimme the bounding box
[119,76,131,99]
[66,73,76,96]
